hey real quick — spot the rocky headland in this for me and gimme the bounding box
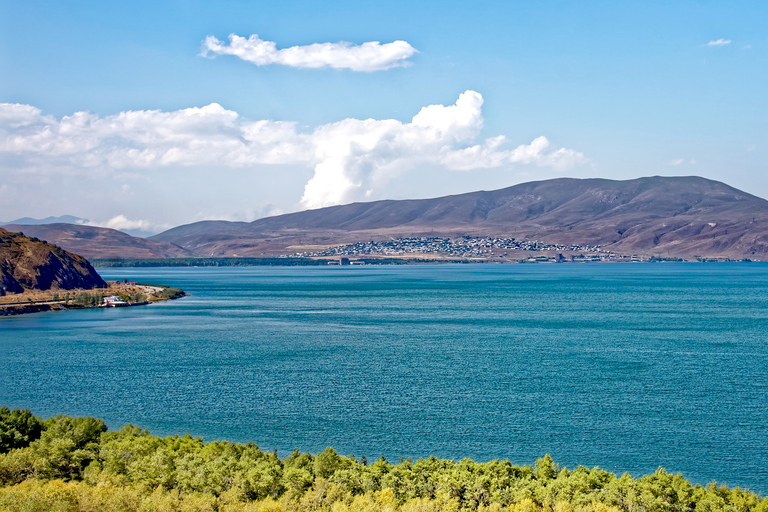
[0,228,184,315]
[0,228,106,295]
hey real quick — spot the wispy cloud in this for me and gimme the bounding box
[94,215,153,231]
[706,39,732,47]
[201,33,417,72]
[85,215,170,234]
[0,92,586,209]
[666,158,696,166]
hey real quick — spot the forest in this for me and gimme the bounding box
[0,408,765,512]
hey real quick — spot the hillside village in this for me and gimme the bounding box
[289,236,646,262]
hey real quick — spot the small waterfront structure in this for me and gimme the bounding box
[103,295,128,307]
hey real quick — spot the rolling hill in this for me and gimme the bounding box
[1,224,192,260]
[7,177,768,260]
[150,176,768,260]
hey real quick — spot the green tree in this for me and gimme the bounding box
[314,447,343,479]
[283,466,313,497]
[533,454,558,482]
[0,407,43,453]
[30,414,107,480]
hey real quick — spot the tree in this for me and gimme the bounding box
[533,454,558,481]
[314,447,342,479]
[0,407,42,453]
[30,414,107,480]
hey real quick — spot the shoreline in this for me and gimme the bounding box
[89,256,757,267]
[0,282,186,317]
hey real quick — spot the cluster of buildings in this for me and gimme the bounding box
[103,295,129,307]
[288,236,627,262]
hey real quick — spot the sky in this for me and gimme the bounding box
[1,0,766,234]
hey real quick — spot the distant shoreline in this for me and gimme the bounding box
[89,256,755,267]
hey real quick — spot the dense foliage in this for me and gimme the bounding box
[0,409,765,512]
[0,408,42,453]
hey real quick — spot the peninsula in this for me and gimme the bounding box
[0,228,184,316]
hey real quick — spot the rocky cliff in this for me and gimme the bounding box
[0,228,106,296]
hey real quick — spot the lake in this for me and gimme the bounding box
[1,263,767,493]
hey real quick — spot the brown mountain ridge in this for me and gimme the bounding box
[1,223,193,261]
[150,176,768,260]
[7,176,768,261]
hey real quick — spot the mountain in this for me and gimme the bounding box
[151,176,768,260]
[0,228,106,296]
[0,216,158,237]
[2,215,89,225]
[1,224,192,260]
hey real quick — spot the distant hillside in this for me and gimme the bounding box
[1,224,192,260]
[151,176,768,260]
[0,228,106,296]
[1,216,157,237]
[2,215,88,226]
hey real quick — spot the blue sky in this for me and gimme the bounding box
[1,0,766,233]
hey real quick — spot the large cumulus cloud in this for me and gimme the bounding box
[0,91,586,209]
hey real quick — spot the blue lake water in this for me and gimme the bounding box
[1,263,767,493]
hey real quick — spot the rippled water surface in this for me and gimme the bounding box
[1,264,767,493]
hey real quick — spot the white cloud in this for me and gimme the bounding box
[201,33,417,72]
[299,92,585,208]
[88,215,150,231]
[0,92,586,210]
[666,158,696,166]
[86,215,169,234]
[0,102,310,170]
[706,39,731,47]
[441,135,586,172]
